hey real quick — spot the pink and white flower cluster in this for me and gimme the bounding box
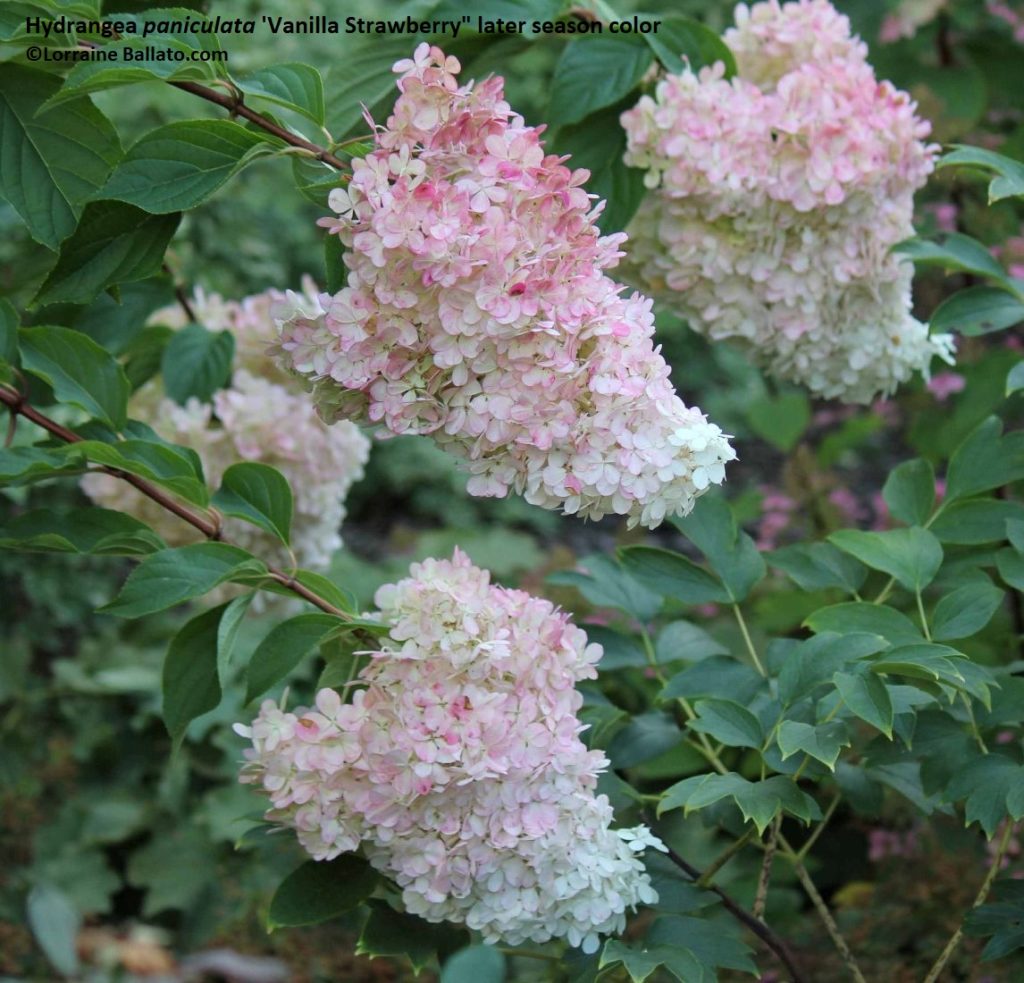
[82,284,369,571]
[621,0,955,403]
[236,550,663,950]
[273,44,734,528]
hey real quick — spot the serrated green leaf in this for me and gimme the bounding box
[160,321,234,405]
[769,541,867,594]
[778,720,850,771]
[548,554,663,619]
[0,64,121,250]
[549,35,652,127]
[946,755,1024,836]
[690,699,763,748]
[236,63,325,125]
[778,632,888,707]
[945,416,1024,504]
[245,613,346,703]
[212,461,293,547]
[659,772,820,832]
[646,915,758,978]
[34,201,181,306]
[357,903,468,973]
[834,669,894,737]
[829,527,943,592]
[804,602,922,644]
[74,277,175,355]
[163,603,225,747]
[269,855,379,928]
[101,542,266,617]
[600,941,700,983]
[931,580,1004,640]
[883,459,935,527]
[0,506,163,555]
[19,325,130,429]
[99,119,279,214]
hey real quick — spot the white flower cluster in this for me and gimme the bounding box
[82,284,369,572]
[621,0,955,403]
[237,550,665,951]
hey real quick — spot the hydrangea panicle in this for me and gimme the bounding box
[273,44,734,528]
[82,284,370,574]
[237,550,664,950]
[621,0,955,403]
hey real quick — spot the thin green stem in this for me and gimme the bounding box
[782,835,867,983]
[962,694,989,754]
[640,627,666,684]
[732,603,766,676]
[697,829,755,887]
[797,794,841,862]
[922,820,1015,983]
[916,589,932,641]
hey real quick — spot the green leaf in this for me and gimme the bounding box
[672,495,766,601]
[606,712,680,768]
[19,325,130,429]
[746,391,810,451]
[896,232,1013,285]
[946,755,1024,836]
[834,669,894,737]
[46,12,227,105]
[660,657,764,705]
[600,941,701,983]
[777,720,850,770]
[689,699,763,749]
[552,102,646,235]
[930,498,1024,544]
[829,527,943,592]
[236,63,325,125]
[268,855,379,928]
[872,643,989,700]
[964,881,1024,960]
[74,277,175,355]
[0,297,17,363]
[883,459,935,527]
[930,286,1024,336]
[246,613,345,704]
[324,230,347,292]
[357,903,468,974]
[327,39,412,138]
[939,145,1024,202]
[585,625,646,670]
[34,202,181,306]
[216,592,253,688]
[99,119,279,214]
[617,547,729,604]
[659,772,820,832]
[805,601,922,643]
[548,35,653,127]
[160,321,235,405]
[643,14,736,76]
[655,620,728,663]
[101,542,266,617]
[547,554,663,619]
[945,416,1024,503]
[26,884,80,977]
[646,916,758,978]
[0,446,84,484]
[441,945,506,983]
[931,580,1004,641]
[0,64,121,250]
[997,549,1024,591]
[212,462,293,546]
[0,507,163,555]
[778,632,888,706]
[1007,360,1024,396]
[770,542,867,594]
[163,603,225,747]
[65,438,208,505]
